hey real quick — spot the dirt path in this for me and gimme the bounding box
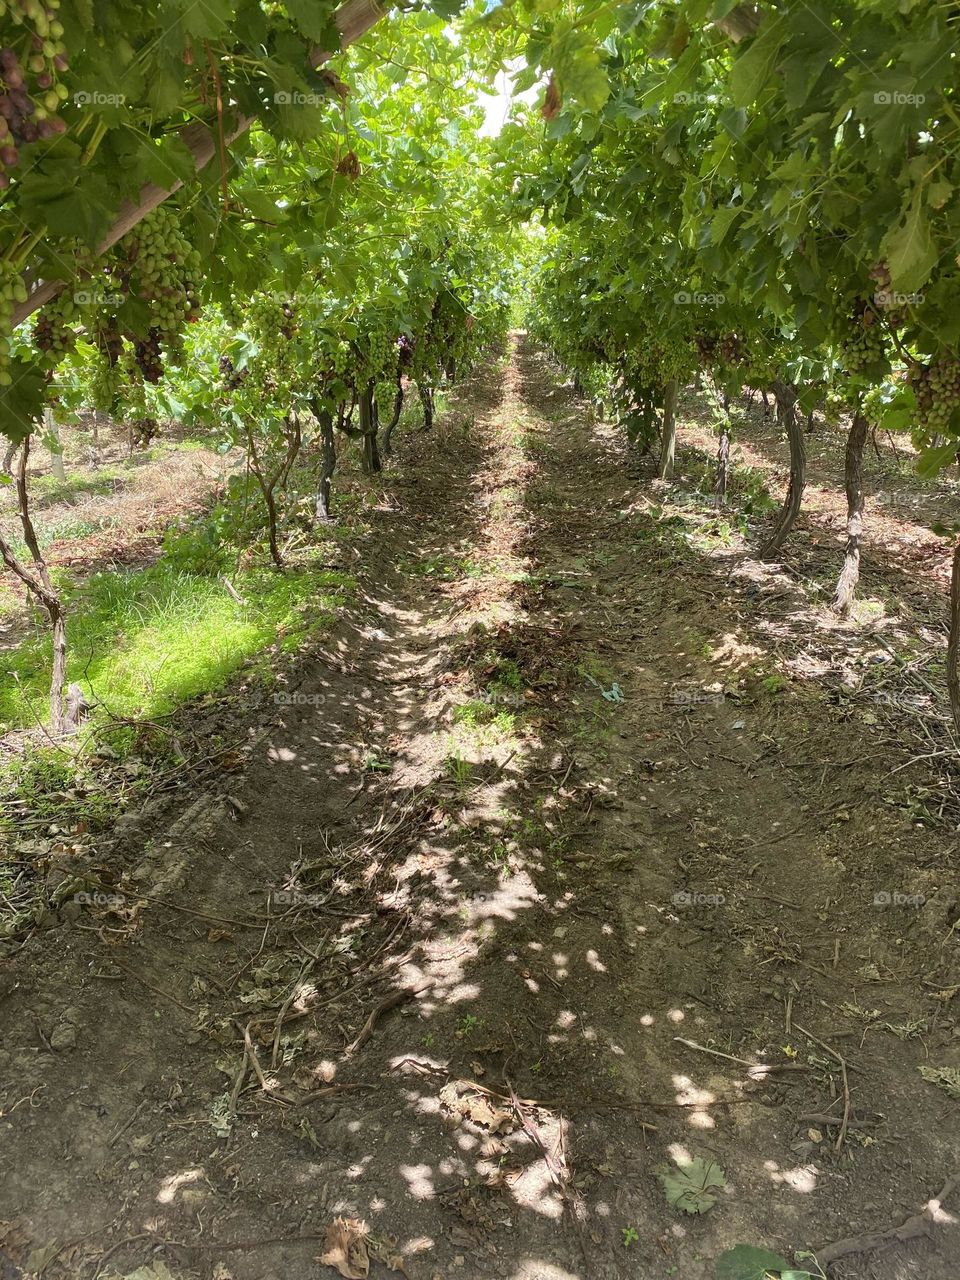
[2,337,958,1280]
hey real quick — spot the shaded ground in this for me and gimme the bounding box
[1,338,958,1280]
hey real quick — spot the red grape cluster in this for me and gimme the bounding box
[696,332,745,366]
[133,328,163,382]
[0,0,70,185]
[219,353,248,391]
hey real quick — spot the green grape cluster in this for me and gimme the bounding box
[234,293,300,401]
[838,307,886,375]
[120,207,202,351]
[0,261,27,385]
[632,333,691,387]
[824,387,846,426]
[91,353,123,412]
[358,322,397,384]
[909,353,960,432]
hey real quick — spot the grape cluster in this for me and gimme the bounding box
[120,207,202,335]
[823,387,846,426]
[336,150,360,180]
[358,323,396,384]
[133,328,162,382]
[219,353,248,391]
[869,261,891,292]
[838,306,886,374]
[696,332,745,367]
[33,288,77,361]
[94,320,122,364]
[908,353,960,432]
[233,293,300,402]
[130,416,158,448]
[0,0,70,185]
[91,355,122,412]
[0,261,27,386]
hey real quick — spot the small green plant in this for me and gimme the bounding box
[733,467,778,517]
[621,1226,639,1248]
[445,751,473,785]
[452,699,517,740]
[452,699,495,728]
[488,656,523,691]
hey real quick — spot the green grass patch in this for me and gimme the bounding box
[452,698,517,736]
[398,551,484,580]
[0,555,353,731]
[30,467,127,507]
[0,748,121,835]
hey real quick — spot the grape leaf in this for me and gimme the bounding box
[172,0,234,38]
[284,0,339,45]
[0,357,46,443]
[729,16,786,108]
[137,135,199,190]
[40,174,116,247]
[917,443,958,480]
[880,190,938,293]
[657,1157,725,1214]
[716,1244,794,1280]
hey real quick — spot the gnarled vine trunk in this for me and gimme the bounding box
[0,437,67,734]
[715,428,730,506]
[244,412,302,569]
[359,381,381,474]
[831,413,868,616]
[658,379,679,480]
[381,379,404,457]
[761,379,805,559]
[313,406,336,523]
[418,382,434,432]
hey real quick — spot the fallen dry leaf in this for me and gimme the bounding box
[320,1217,369,1279]
[439,1081,516,1134]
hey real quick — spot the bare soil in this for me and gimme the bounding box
[1,337,958,1280]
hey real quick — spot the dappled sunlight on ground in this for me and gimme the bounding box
[4,339,958,1280]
